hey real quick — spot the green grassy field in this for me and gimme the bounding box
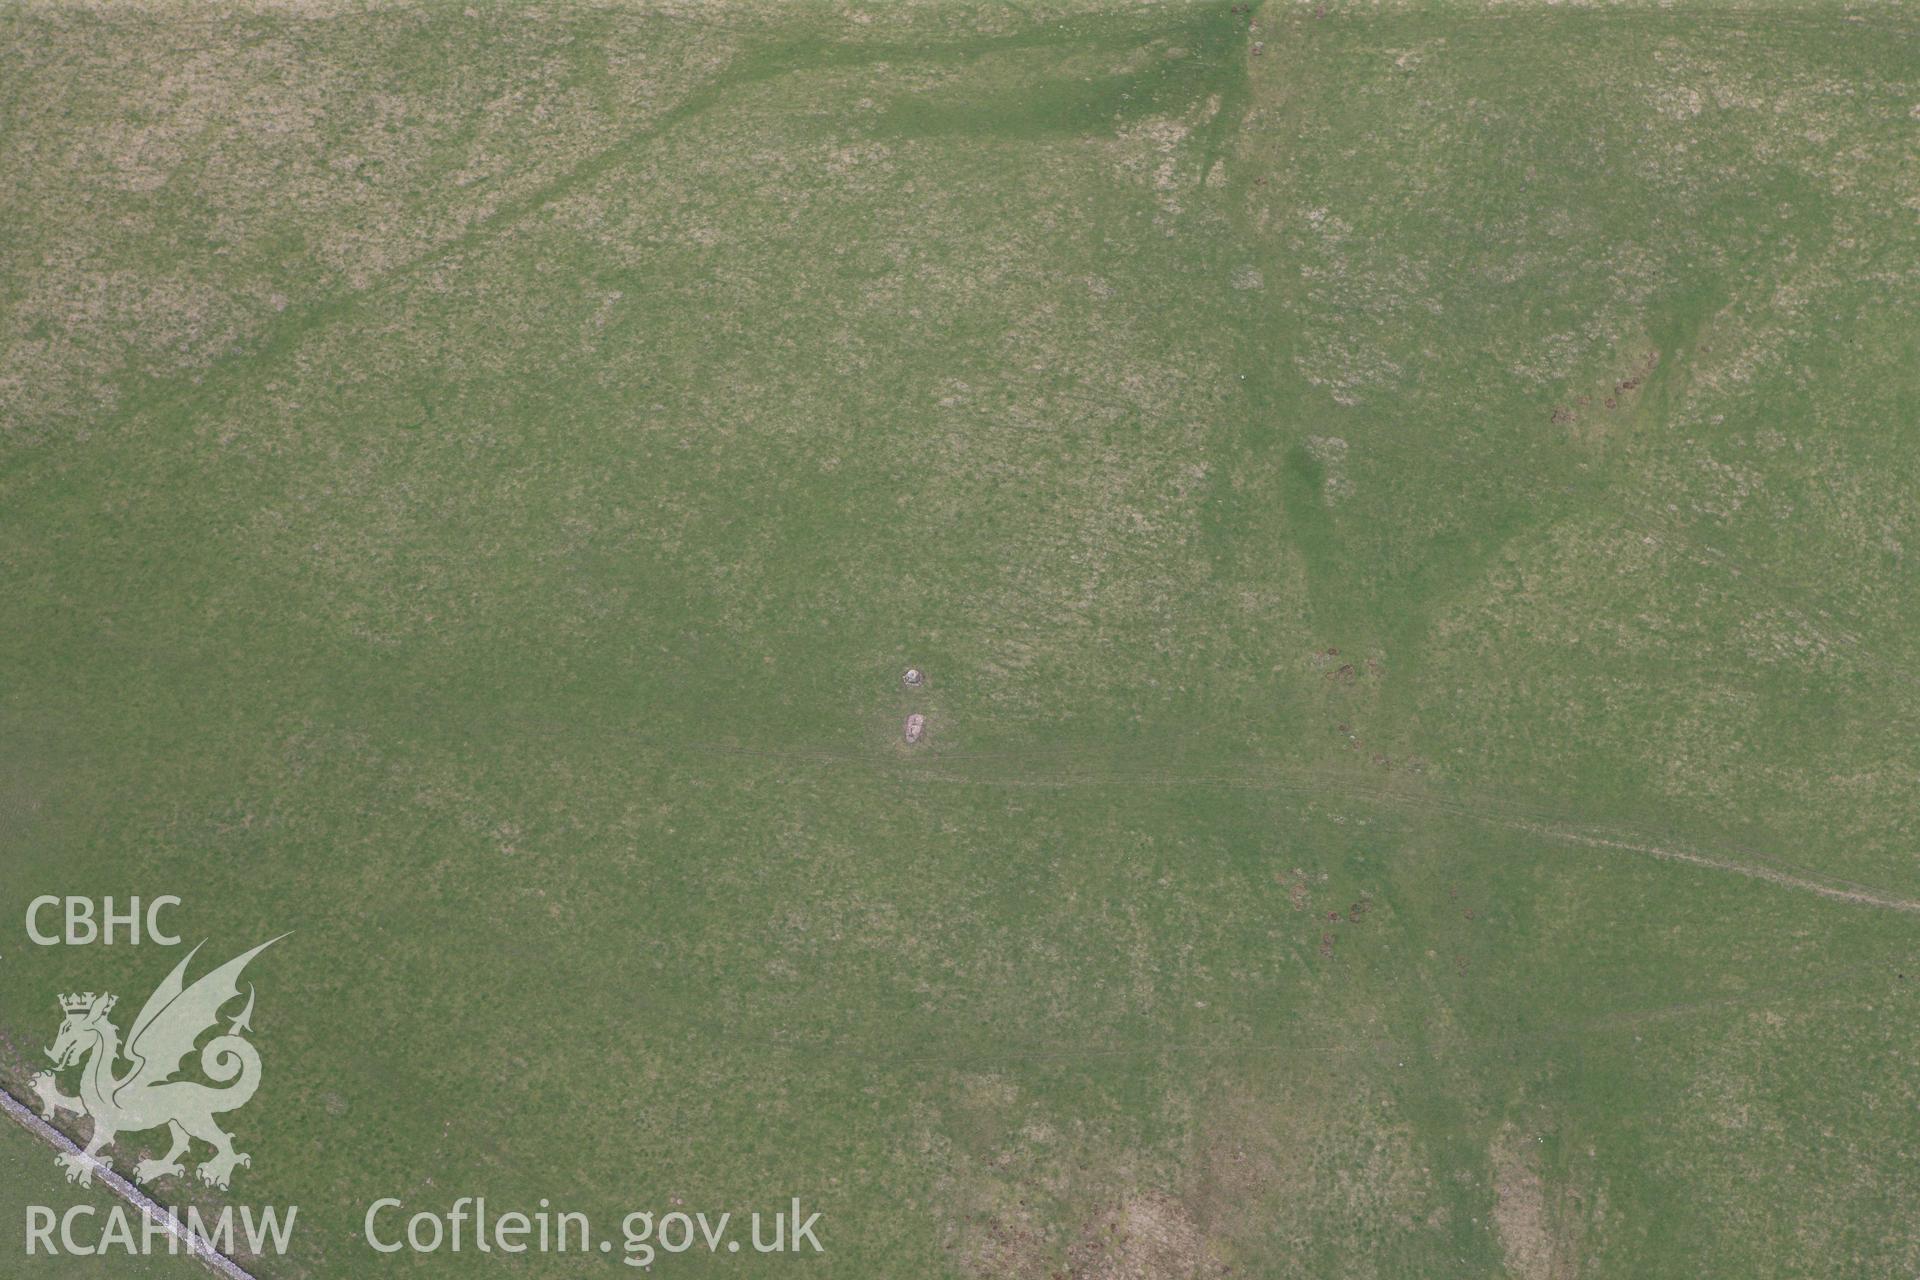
[4,1,1919,1275]
[1,1116,213,1279]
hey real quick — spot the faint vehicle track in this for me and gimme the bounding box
[552,716,1920,913]
[356,670,1920,914]
[906,762,1920,913]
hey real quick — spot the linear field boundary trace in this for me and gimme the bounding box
[0,1086,259,1280]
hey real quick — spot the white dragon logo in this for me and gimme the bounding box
[29,938,282,1190]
